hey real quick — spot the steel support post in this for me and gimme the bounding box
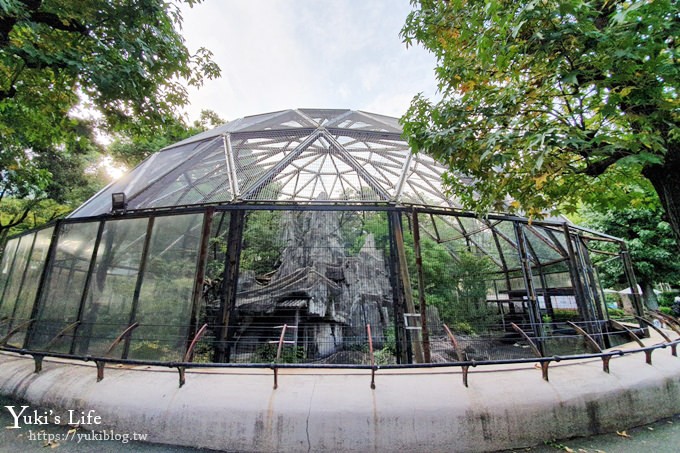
[0,237,23,314]
[214,209,245,363]
[620,244,644,317]
[389,212,424,364]
[387,211,409,364]
[561,223,594,332]
[7,232,38,333]
[186,209,214,358]
[411,211,431,363]
[513,222,543,352]
[123,217,155,359]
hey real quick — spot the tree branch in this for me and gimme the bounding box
[29,12,88,35]
[580,151,629,177]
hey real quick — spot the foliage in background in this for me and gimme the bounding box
[401,0,680,249]
[584,207,680,309]
[357,213,499,333]
[659,291,679,308]
[240,210,284,276]
[0,0,220,241]
[109,109,225,167]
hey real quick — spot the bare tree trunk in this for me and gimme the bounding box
[640,280,659,311]
[644,150,680,252]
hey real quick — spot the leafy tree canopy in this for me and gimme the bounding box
[109,109,226,167]
[0,0,220,236]
[401,0,680,247]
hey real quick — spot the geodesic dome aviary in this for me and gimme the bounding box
[0,109,646,365]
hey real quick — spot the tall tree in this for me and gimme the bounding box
[401,1,680,248]
[0,0,220,238]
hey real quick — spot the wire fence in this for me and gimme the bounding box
[3,316,651,365]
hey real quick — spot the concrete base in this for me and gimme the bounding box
[1,342,679,452]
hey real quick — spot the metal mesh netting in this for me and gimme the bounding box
[0,109,644,365]
[193,210,395,364]
[29,222,100,352]
[0,206,645,365]
[0,228,53,346]
[69,109,476,217]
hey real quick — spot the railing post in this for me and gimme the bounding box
[443,324,470,387]
[511,322,550,381]
[367,324,376,389]
[272,324,288,390]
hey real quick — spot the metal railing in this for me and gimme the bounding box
[1,319,678,391]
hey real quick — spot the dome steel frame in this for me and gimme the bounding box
[0,109,646,367]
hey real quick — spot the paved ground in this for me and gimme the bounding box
[2,394,679,452]
[504,413,680,453]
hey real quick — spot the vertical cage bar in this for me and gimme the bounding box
[561,223,592,327]
[620,243,644,317]
[185,209,214,357]
[411,210,431,363]
[389,211,423,363]
[387,211,409,364]
[0,236,23,312]
[215,209,245,363]
[7,232,38,332]
[513,222,543,350]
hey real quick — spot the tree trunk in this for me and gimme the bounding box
[640,280,659,310]
[643,149,680,252]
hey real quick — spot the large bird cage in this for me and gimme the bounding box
[0,109,645,365]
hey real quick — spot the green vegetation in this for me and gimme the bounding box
[401,1,680,249]
[240,210,284,276]
[607,307,627,319]
[552,309,580,323]
[584,207,680,309]
[358,213,499,334]
[254,343,305,364]
[659,292,680,308]
[0,0,220,241]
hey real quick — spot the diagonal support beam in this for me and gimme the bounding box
[323,131,391,200]
[239,130,322,199]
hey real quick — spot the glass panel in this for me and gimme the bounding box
[0,235,33,341]
[72,218,149,356]
[0,237,21,318]
[128,214,203,361]
[71,139,217,217]
[189,211,231,363]
[29,222,101,352]
[10,228,54,346]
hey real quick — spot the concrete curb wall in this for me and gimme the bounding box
[1,351,679,452]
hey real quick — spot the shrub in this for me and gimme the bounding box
[669,301,680,317]
[659,291,679,308]
[607,308,626,319]
[254,343,304,363]
[552,309,580,322]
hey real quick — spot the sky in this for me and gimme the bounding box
[177,0,439,124]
